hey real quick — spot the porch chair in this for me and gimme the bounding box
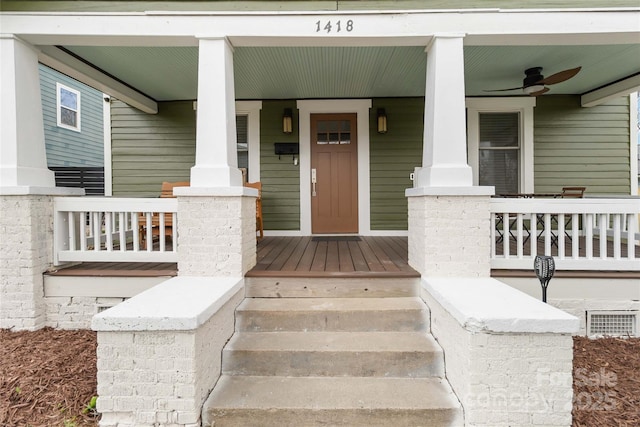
[244,181,264,240]
[139,181,189,248]
[559,186,586,243]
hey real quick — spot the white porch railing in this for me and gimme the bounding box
[490,198,640,271]
[54,197,178,265]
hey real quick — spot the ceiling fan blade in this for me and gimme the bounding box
[529,87,550,96]
[538,66,581,85]
[483,86,524,92]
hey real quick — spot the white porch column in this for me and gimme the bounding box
[415,34,472,188]
[407,34,494,278]
[190,38,243,188]
[0,36,82,330]
[0,35,54,188]
[176,37,256,277]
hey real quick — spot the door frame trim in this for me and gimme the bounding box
[297,99,372,235]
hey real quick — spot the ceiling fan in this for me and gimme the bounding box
[485,66,582,96]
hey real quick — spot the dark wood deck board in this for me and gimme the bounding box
[338,240,355,272]
[310,241,328,271]
[348,240,370,272]
[356,238,388,272]
[361,236,400,272]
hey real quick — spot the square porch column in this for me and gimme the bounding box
[175,38,256,277]
[407,35,494,278]
[0,35,82,330]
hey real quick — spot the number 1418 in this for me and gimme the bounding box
[315,20,354,33]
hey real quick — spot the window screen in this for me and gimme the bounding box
[479,112,519,194]
[236,115,248,176]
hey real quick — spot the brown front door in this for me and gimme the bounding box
[311,113,358,234]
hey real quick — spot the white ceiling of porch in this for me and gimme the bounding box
[62,43,640,101]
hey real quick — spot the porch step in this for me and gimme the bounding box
[222,331,444,377]
[202,296,462,426]
[236,297,429,332]
[244,276,420,298]
[202,376,463,427]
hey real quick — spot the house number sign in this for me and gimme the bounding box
[315,20,354,33]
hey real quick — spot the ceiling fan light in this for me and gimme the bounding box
[523,84,545,95]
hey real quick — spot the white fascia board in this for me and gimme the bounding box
[581,74,640,108]
[38,45,158,114]
[1,10,638,47]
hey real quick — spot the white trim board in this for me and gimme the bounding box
[297,99,372,235]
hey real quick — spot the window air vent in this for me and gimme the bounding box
[587,311,638,337]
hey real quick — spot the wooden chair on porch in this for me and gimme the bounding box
[139,181,189,248]
[244,181,264,240]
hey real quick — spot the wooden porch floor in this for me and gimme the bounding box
[247,236,419,278]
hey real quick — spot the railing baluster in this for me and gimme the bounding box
[530,213,537,258]
[557,213,565,259]
[571,214,579,260]
[105,212,113,251]
[80,212,88,252]
[516,213,524,259]
[159,213,166,252]
[119,212,126,252]
[132,213,140,251]
[490,213,496,258]
[93,212,101,251]
[613,214,621,260]
[68,212,76,251]
[544,214,552,255]
[585,214,593,259]
[598,213,607,259]
[146,212,153,252]
[502,212,509,258]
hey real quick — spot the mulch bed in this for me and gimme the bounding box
[0,328,98,427]
[1,329,638,426]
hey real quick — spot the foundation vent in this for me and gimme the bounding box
[587,311,638,337]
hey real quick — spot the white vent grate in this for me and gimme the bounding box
[587,311,637,337]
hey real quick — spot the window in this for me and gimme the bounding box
[466,98,535,194]
[479,113,520,194]
[235,101,262,183]
[56,83,81,131]
[236,115,249,180]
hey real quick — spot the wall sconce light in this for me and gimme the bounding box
[283,108,293,134]
[377,108,388,134]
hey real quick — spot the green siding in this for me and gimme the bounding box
[260,101,301,230]
[370,98,423,230]
[39,64,104,167]
[534,95,631,195]
[4,1,637,12]
[111,100,195,197]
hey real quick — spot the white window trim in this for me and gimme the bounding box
[56,82,81,132]
[466,97,536,193]
[235,101,262,183]
[297,99,372,236]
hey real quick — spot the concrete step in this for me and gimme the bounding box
[222,331,444,377]
[245,276,420,298]
[202,375,463,427]
[236,297,429,332]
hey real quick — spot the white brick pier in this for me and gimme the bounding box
[421,277,579,427]
[92,277,244,427]
[175,187,257,277]
[406,187,495,277]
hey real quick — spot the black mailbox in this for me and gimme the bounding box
[274,143,299,155]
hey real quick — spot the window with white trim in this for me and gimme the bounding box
[56,83,81,132]
[467,98,536,194]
